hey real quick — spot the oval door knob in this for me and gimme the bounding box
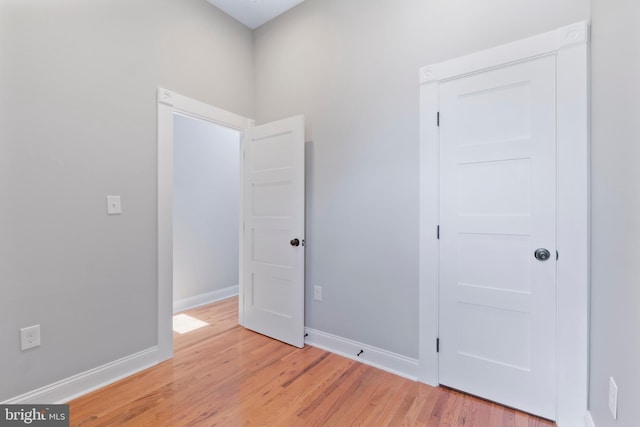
[534,248,551,261]
[290,238,300,247]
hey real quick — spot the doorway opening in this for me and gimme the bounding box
[157,88,253,361]
[172,113,241,315]
[157,88,306,360]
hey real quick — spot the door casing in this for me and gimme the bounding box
[418,22,589,426]
[157,89,253,361]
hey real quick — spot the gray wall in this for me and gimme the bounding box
[589,0,640,425]
[173,114,240,304]
[254,0,589,358]
[0,0,253,401]
[7,0,636,420]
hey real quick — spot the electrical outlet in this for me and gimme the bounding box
[20,325,41,351]
[314,285,322,301]
[609,376,618,419]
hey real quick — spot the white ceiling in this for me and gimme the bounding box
[207,0,305,30]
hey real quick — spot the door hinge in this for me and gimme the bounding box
[437,112,440,127]
[437,225,440,240]
[436,338,440,353]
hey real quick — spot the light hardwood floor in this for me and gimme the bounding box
[69,297,555,426]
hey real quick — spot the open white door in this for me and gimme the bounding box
[242,115,305,348]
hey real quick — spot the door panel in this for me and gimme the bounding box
[439,56,557,419]
[243,116,305,348]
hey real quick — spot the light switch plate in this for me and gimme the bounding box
[106,195,122,215]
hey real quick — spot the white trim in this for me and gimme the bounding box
[304,328,419,381]
[418,78,440,387]
[157,89,252,130]
[419,21,589,427]
[2,347,160,404]
[173,285,239,313]
[157,88,253,362]
[585,412,596,427]
[555,29,590,427]
[419,22,587,84]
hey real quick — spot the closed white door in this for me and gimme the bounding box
[242,115,305,348]
[438,56,557,419]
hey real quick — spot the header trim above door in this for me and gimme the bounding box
[419,22,588,85]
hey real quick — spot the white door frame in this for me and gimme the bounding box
[156,88,253,361]
[418,22,589,426]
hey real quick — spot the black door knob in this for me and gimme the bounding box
[290,238,300,247]
[534,248,551,261]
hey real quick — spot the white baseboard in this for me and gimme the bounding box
[304,328,419,381]
[2,346,161,404]
[585,411,596,427]
[173,285,238,313]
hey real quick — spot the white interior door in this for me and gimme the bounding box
[242,115,305,348]
[438,56,557,419]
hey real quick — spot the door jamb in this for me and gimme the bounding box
[156,88,253,361]
[418,22,589,426]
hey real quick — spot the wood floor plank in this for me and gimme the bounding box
[68,297,556,426]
